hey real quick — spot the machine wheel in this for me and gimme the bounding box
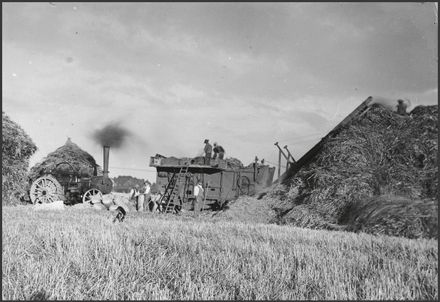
[238,176,251,195]
[82,189,103,205]
[30,175,64,204]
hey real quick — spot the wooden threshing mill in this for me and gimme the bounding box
[29,145,113,204]
[149,154,275,213]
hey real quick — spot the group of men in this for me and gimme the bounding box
[129,181,163,212]
[129,179,206,215]
[203,139,225,165]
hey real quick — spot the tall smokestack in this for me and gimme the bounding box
[103,145,110,179]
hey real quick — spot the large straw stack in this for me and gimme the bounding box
[2,112,37,204]
[267,104,438,239]
[29,138,100,182]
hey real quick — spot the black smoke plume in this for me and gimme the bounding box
[92,121,132,148]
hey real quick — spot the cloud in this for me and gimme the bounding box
[3,3,437,180]
[169,83,206,102]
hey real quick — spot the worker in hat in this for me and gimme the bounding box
[137,180,151,212]
[149,185,162,213]
[212,142,225,160]
[109,199,130,223]
[193,180,204,216]
[112,206,126,223]
[204,139,212,165]
[396,99,408,116]
[129,184,141,210]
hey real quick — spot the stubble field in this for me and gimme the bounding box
[2,205,438,300]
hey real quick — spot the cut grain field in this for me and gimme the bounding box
[2,206,438,300]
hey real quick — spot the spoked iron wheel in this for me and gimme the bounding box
[82,189,103,205]
[30,175,64,204]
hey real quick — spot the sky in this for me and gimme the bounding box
[2,2,438,183]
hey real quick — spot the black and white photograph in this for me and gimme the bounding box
[2,2,438,300]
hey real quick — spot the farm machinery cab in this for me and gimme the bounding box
[29,146,113,205]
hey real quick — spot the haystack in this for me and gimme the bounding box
[29,138,101,181]
[266,104,438,239]
[2,112,37,204]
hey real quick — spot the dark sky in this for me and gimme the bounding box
[3,2,438,181]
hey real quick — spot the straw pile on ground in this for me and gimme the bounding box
[2,112,37,205]
[29,138,100,182]
[213,196,276,224]
[342,195,438,239]
[265,104,438,239]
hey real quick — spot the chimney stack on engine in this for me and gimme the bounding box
[103,145,110,179]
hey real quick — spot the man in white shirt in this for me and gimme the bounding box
[129,184,140,209]
[141,181,151,211]
[148,183,162,212]
[193,181,204,216]
[137,181,151,212]
[150,191,162,212]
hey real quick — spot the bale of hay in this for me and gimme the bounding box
[29,138,100,182]
[2,112,38,205]
[267,104,438,239]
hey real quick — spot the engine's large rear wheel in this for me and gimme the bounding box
[30,175,64,204]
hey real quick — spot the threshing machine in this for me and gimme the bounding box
[149,154,275,213]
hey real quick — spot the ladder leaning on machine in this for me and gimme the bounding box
[159,164,190,213]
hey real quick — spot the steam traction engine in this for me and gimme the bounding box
[29,146,113,204]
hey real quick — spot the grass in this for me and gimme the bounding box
[2,205,438,300]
